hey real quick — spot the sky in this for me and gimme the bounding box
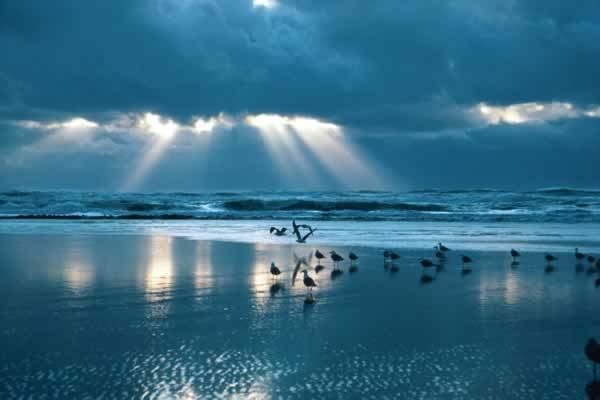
[1,0,599,191]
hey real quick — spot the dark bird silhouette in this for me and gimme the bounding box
[389,251,400,262]
[302,270,317,300]
[596,278,600,288]
[588,255,597,266]
[349,252,359,266]
[434,246,446,260]
[291,252,311,287]
[269,227,287,236]
[461,255,473,267]
[419,258,439,269]
[545,253,557,264]
[510,249,520,262]
[383,250,390,262]
[293,225,317,243]
[315,265,325,273]
[585,338,600,380]
[270,262,281,279]
[438,242,451,252]
[576,248,587,261]
[292,220,317,243]
[330,251,344,270]
[315,249,325,266]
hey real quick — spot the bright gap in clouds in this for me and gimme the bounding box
[253,0,277,8]
[473,102,600,125]
[246,114,385,189]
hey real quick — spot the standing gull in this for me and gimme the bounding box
[330,251,344,271]
[270,262,281,280]
[438,242,451,252]
[461,255,473,268]
[302,270,317,301]
[576,248,586,262]
[510,249,520,263]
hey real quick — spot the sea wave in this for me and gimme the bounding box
[222,199,448,212]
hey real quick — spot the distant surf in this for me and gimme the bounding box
[1,188,599,223]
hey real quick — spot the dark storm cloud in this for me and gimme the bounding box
[1,0,599,190]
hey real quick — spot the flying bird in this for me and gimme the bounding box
[270,262,281,279]
[269,227,287,236]
[585,338,600,380]
[292,222,317,243]
[291,252,312,286]
[510,249,520,262]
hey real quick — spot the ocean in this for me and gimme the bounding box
[1,189,600,252]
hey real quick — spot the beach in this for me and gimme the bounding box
[1,232,599,399]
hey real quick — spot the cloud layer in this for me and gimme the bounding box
[1,1,600,190]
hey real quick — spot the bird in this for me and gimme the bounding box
[349,252,359,265]
[315,249,326,266]
[292,220,317,243]
[330,251,344,271]
[302,270,317,300]
[434,246,447,261]
[510,249,520,262]
[383,250,390,262]
[269,227,287,236]
[389,251,400,262]
[545,253,557,264]
[438,242,451,252]
[294,226,317,243]
[270,262,281,280]
[461,255,473,267]
[419,258,438,269]
[576,248,586,261]
[588,255,597,266]
[585,338,600,380]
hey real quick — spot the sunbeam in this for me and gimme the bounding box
[246,114,385,189]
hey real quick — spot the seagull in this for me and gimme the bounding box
[588,255,596,266]
[302,270,317,300]
[315,249,326,266]
[270,262,281,279]
[434,246,446,261]
[438,242,451,252]
[349,252,359,265]
[330,251,344,271]
[419,258,439,269]
[461,255,473,267]
[389,251,400,262]
[585,338,600,380]
[269,227,287,236]
[576,248,586,261]
[291,252,311,286]
[545,253,557,264]
[383,250,390,262]
[293,225,317,243]
[510,249,520,262]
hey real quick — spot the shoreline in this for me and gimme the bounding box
[1,218,600,252]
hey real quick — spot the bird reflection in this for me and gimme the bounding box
[586,380,600,400]
[269,282,284,297]
[315,264,325,273]
[511,261,520,268]
[420,274,434,284]
[576,263,585,273]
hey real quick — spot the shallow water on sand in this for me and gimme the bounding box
[0,234,599,399]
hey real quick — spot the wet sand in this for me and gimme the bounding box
[0,233,599,399]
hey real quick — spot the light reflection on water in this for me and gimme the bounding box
[0,234,599,399]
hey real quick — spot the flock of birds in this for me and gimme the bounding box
[269,222,600,300]
[270,221,600,393]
